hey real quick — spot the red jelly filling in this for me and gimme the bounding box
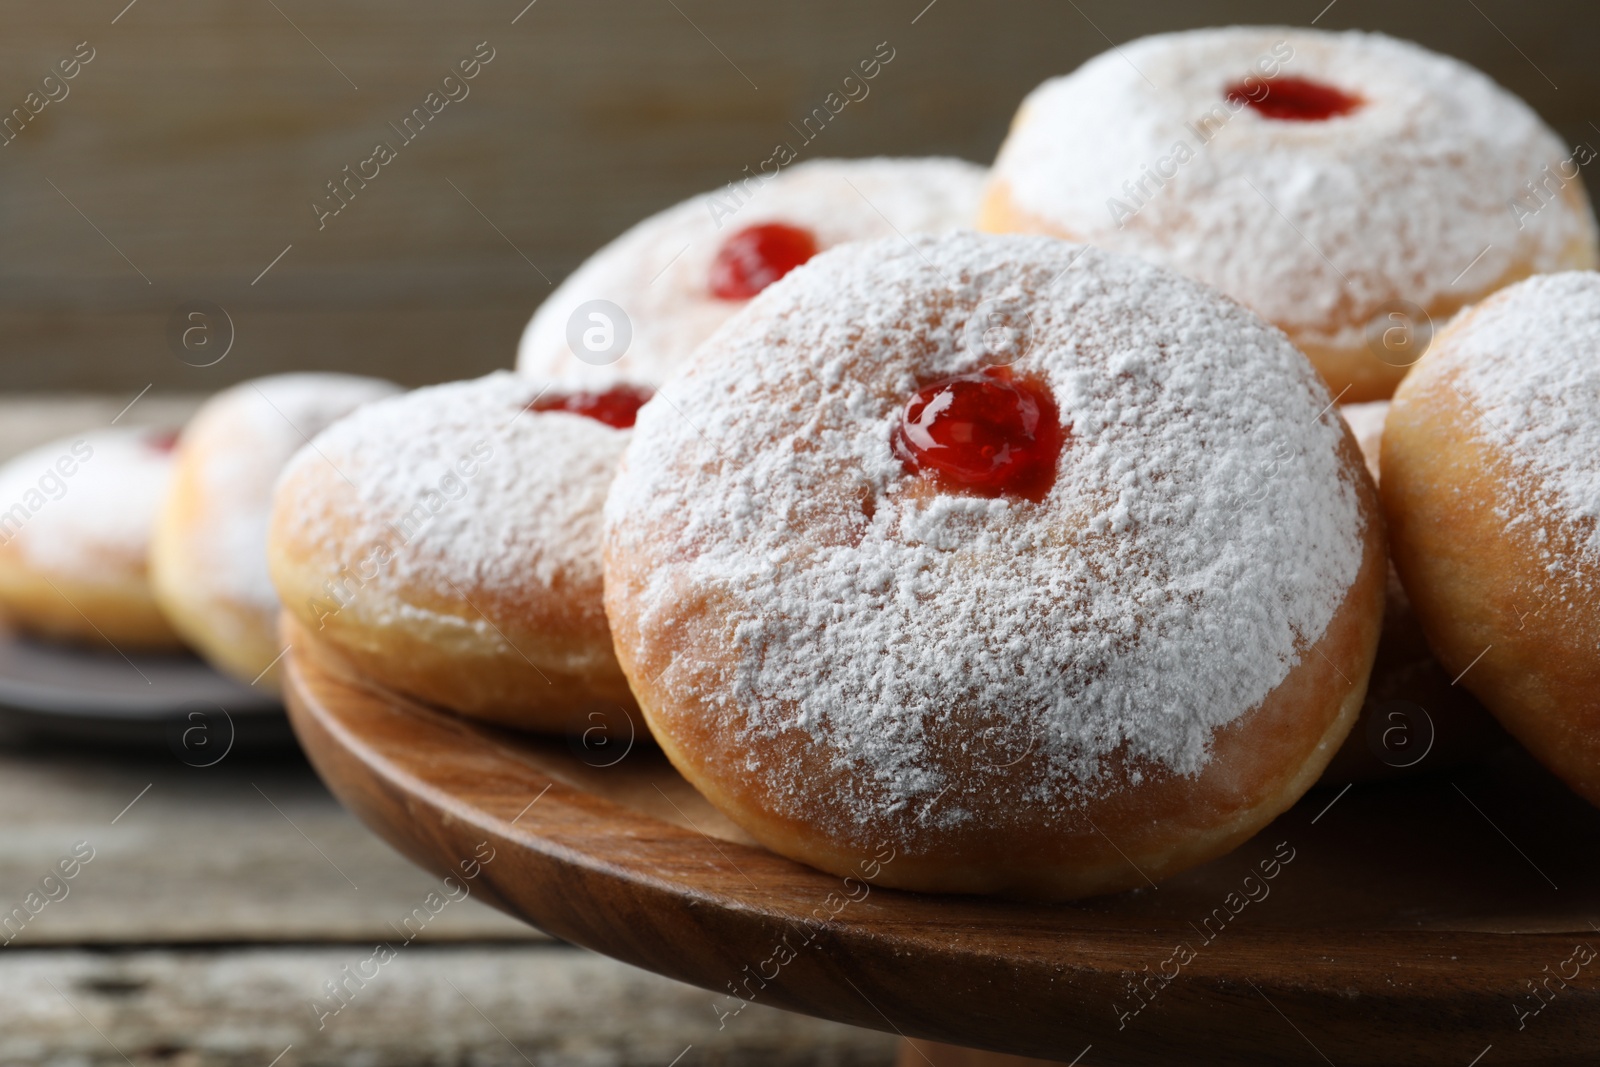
[1225,75,1362,121]
[709,223,818,300]
[529,385,654,430]
[146,428,181,452]
[891,366,1064,502]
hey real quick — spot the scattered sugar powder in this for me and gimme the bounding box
[993,27,1594,353]
[1451,272,1600,577]
[606,232,1367,838]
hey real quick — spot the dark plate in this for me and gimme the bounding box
[0,631,289,751]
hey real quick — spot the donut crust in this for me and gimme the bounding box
[270,468,635,735]
[1383,321,1600,805]
[0,559,181,651]
[152,460,285,684]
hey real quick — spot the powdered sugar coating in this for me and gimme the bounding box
[0,429,171,577]
[607,232,1367,836]
[1449,272,1600,571]
[517,157,985,387]
[992,27,1597,353]
[279,372,626,626]
[183,374,399,611]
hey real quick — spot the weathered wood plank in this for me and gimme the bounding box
[0,742,544,944]
[0,944,897,1066]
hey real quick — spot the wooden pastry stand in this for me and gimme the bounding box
[282,632,1600,1066]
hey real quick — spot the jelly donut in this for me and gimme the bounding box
[0,427,184,651]
[604,232,1387,898]
[517,157,984,386]
[1320,401,1507,781]
[151,374,399,689]
[269,371,647,732]
[981,27,1599,403]
[1383,272,1600,805]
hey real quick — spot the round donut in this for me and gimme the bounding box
[980,27,1599,403]
[1320,401,1508,781]
[151,373,399,689]
[516,156,985,387]
[604,232,1387,899]
[268,371,646,732]
[0,427,183,651]
[1383,272,1600,805]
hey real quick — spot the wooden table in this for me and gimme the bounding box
[0,397,894,1066]
[0,735,893,1066]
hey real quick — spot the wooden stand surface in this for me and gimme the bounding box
[283,643,1600,1066]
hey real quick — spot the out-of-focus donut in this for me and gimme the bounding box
[0,427,183,651]
[151,373,399,689]
[981,27,1598,402]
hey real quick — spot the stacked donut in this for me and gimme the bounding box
[260,28,1600,900]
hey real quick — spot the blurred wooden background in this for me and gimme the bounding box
[1,0,1596,392]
